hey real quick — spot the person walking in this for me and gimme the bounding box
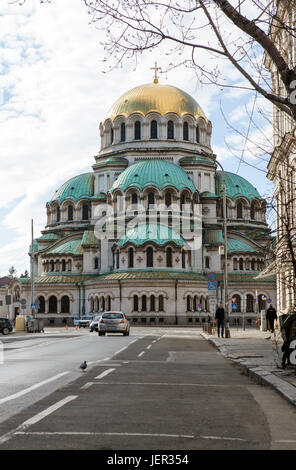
[215,303,225,338]
[266,304,277,333]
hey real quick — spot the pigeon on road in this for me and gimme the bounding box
[80,361,87,372]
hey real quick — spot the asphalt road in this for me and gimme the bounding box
[1,327,296,451]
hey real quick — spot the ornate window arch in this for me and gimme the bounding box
[150,120,158,139]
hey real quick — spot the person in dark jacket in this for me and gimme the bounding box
[266,304,277,333]
[215,303,225,338]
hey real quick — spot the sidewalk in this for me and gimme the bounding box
[201,327,296,408]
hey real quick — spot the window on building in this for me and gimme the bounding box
[132,193,138,205]
[62,259,66,272]
[187,295,192,311]
[120,122,126,142]
[135,121,141,140]
[133,295,139,311]
[49,296,57,313]
[246,294,254,313]
[166,247,172,268]
[116,250,120,269]
[182,250,186,269]
[150,295,155,311]
[38,296,45,314]
[205,256,210,269]
[110,128,114,144]
[167,120,174,139]
[250,202,255,220]
[94,257,99,269]
[68,205,74,221]
[107,295,111,310]
[50,260,54,272]
[196,126,200,143]
[165,192,172,208]
[150,120,158,139]
[159,295,164,311]
[128,248,134,268]
[148,192,155,208]
[239,258,244,270]
[147,247,154,267]
[183,121,189,141]
[61,295,70,314]
[82,203,89,220]
[56,207,60,222]
[236,202,243,219]
[142,295,147,311]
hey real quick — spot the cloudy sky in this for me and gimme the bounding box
[0,0,274,277]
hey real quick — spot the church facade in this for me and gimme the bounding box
[12,77,275,326]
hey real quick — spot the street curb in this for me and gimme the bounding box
[201,332,296,408]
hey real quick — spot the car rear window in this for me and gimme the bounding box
[102,313,124,319]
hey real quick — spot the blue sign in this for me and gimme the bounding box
[267,298,272,304]
[208,272,217,281]
[232,303,238,310]
[208,281,217,290]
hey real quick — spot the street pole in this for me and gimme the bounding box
[30,219,35,318]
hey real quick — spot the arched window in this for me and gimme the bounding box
[56,207,60,222]
[94,257,99,269]
[147,247,154,267]
[239,258,244,270]
[233,258,238,270]
[183,121,189,141]
[246,294,254,313]
[116,250,120,269]
[67,259,72,272]
[250,202,255,220]
[236,202,243,219]
[159,295,164,311]
[38,296,45,314]
[82,203,89,220]
[166,247,172,268]
[196,125,200,143]
[167,120,174,139]
[135,121,141,140]
[61,295,70,314]
[165,192,172,208]
[128,247,134,268]
[68,205,74,221]
[107,295,111,311]
[150,120,158,139]
[142,295,147,311]
[48,296,57,313]
[50,260,54,272]
[205,256,210,269]
[251,258,256,270]
[133,295,138,311]
[187,295,192,312]
[180,193,185,210]
[110,128,114,144]
[95,297,99,312]
[148,192,155,207]
[61,259,66,272]
[120,122,126,142]
[182,250,186,269]
[150,295,155,311]
[193,295,198,311]
[132,193,138,205]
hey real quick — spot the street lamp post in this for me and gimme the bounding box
[206,155,230,338]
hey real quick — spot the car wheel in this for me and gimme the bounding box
[2,327,9,335]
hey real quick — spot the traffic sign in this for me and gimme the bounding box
[208,272,217,281]
[232,303,238,310]
[208,281,217,290]
[267,298,272,304]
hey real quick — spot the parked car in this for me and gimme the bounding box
[0,317,13,335]
[89,315,102,332]
[78,314,95,328]
[98,311,130,336]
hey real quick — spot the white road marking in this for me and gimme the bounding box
[13,431,249,442]
[0,371,70,405]
[0,395,77,445]
[138,351,145,357]
[146,345,152,350]
[95,368,115,380]
[91,382,240,387]
[14,431,195,439]
[112,338,139,358]
[80,382,94,390]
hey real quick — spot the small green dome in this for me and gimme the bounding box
[110,159,196,193]
[216,171,261,201]
[116,223,185,247]
[50,173,94,204]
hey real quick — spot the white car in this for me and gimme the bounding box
[89,315,102,332]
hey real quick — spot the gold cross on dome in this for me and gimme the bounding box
[151,61,161,83]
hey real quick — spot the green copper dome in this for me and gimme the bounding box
[116,223,185,247]
[50,173,94,204]
[110,160,196,193]
[216,171,261,201]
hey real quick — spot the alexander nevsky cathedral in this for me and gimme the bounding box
[8,71,275,326]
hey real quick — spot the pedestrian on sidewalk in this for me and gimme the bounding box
[215,303,225,338]
[266,304,277,333]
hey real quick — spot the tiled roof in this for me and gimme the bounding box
[216,171,262,201]
[81,231,100,247]
[116,223,185,247]
[49,173,94,204]
[110,159,196,193]
[45,238,83,255]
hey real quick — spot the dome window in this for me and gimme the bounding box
[146,247,154,267]
[82,203,89,221]
[150,120,158,139]
[128,247,134,268]
[167,120,174,139]
[134,121,141,140]
[236,202,243,219]
[166,247,172,267]
[120,123,126,142]
[183,122,189,141]
[196,125,200,143]
[110,128,114,144]
[68,205,74,221]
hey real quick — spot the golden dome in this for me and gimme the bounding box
[105,82,207,121]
